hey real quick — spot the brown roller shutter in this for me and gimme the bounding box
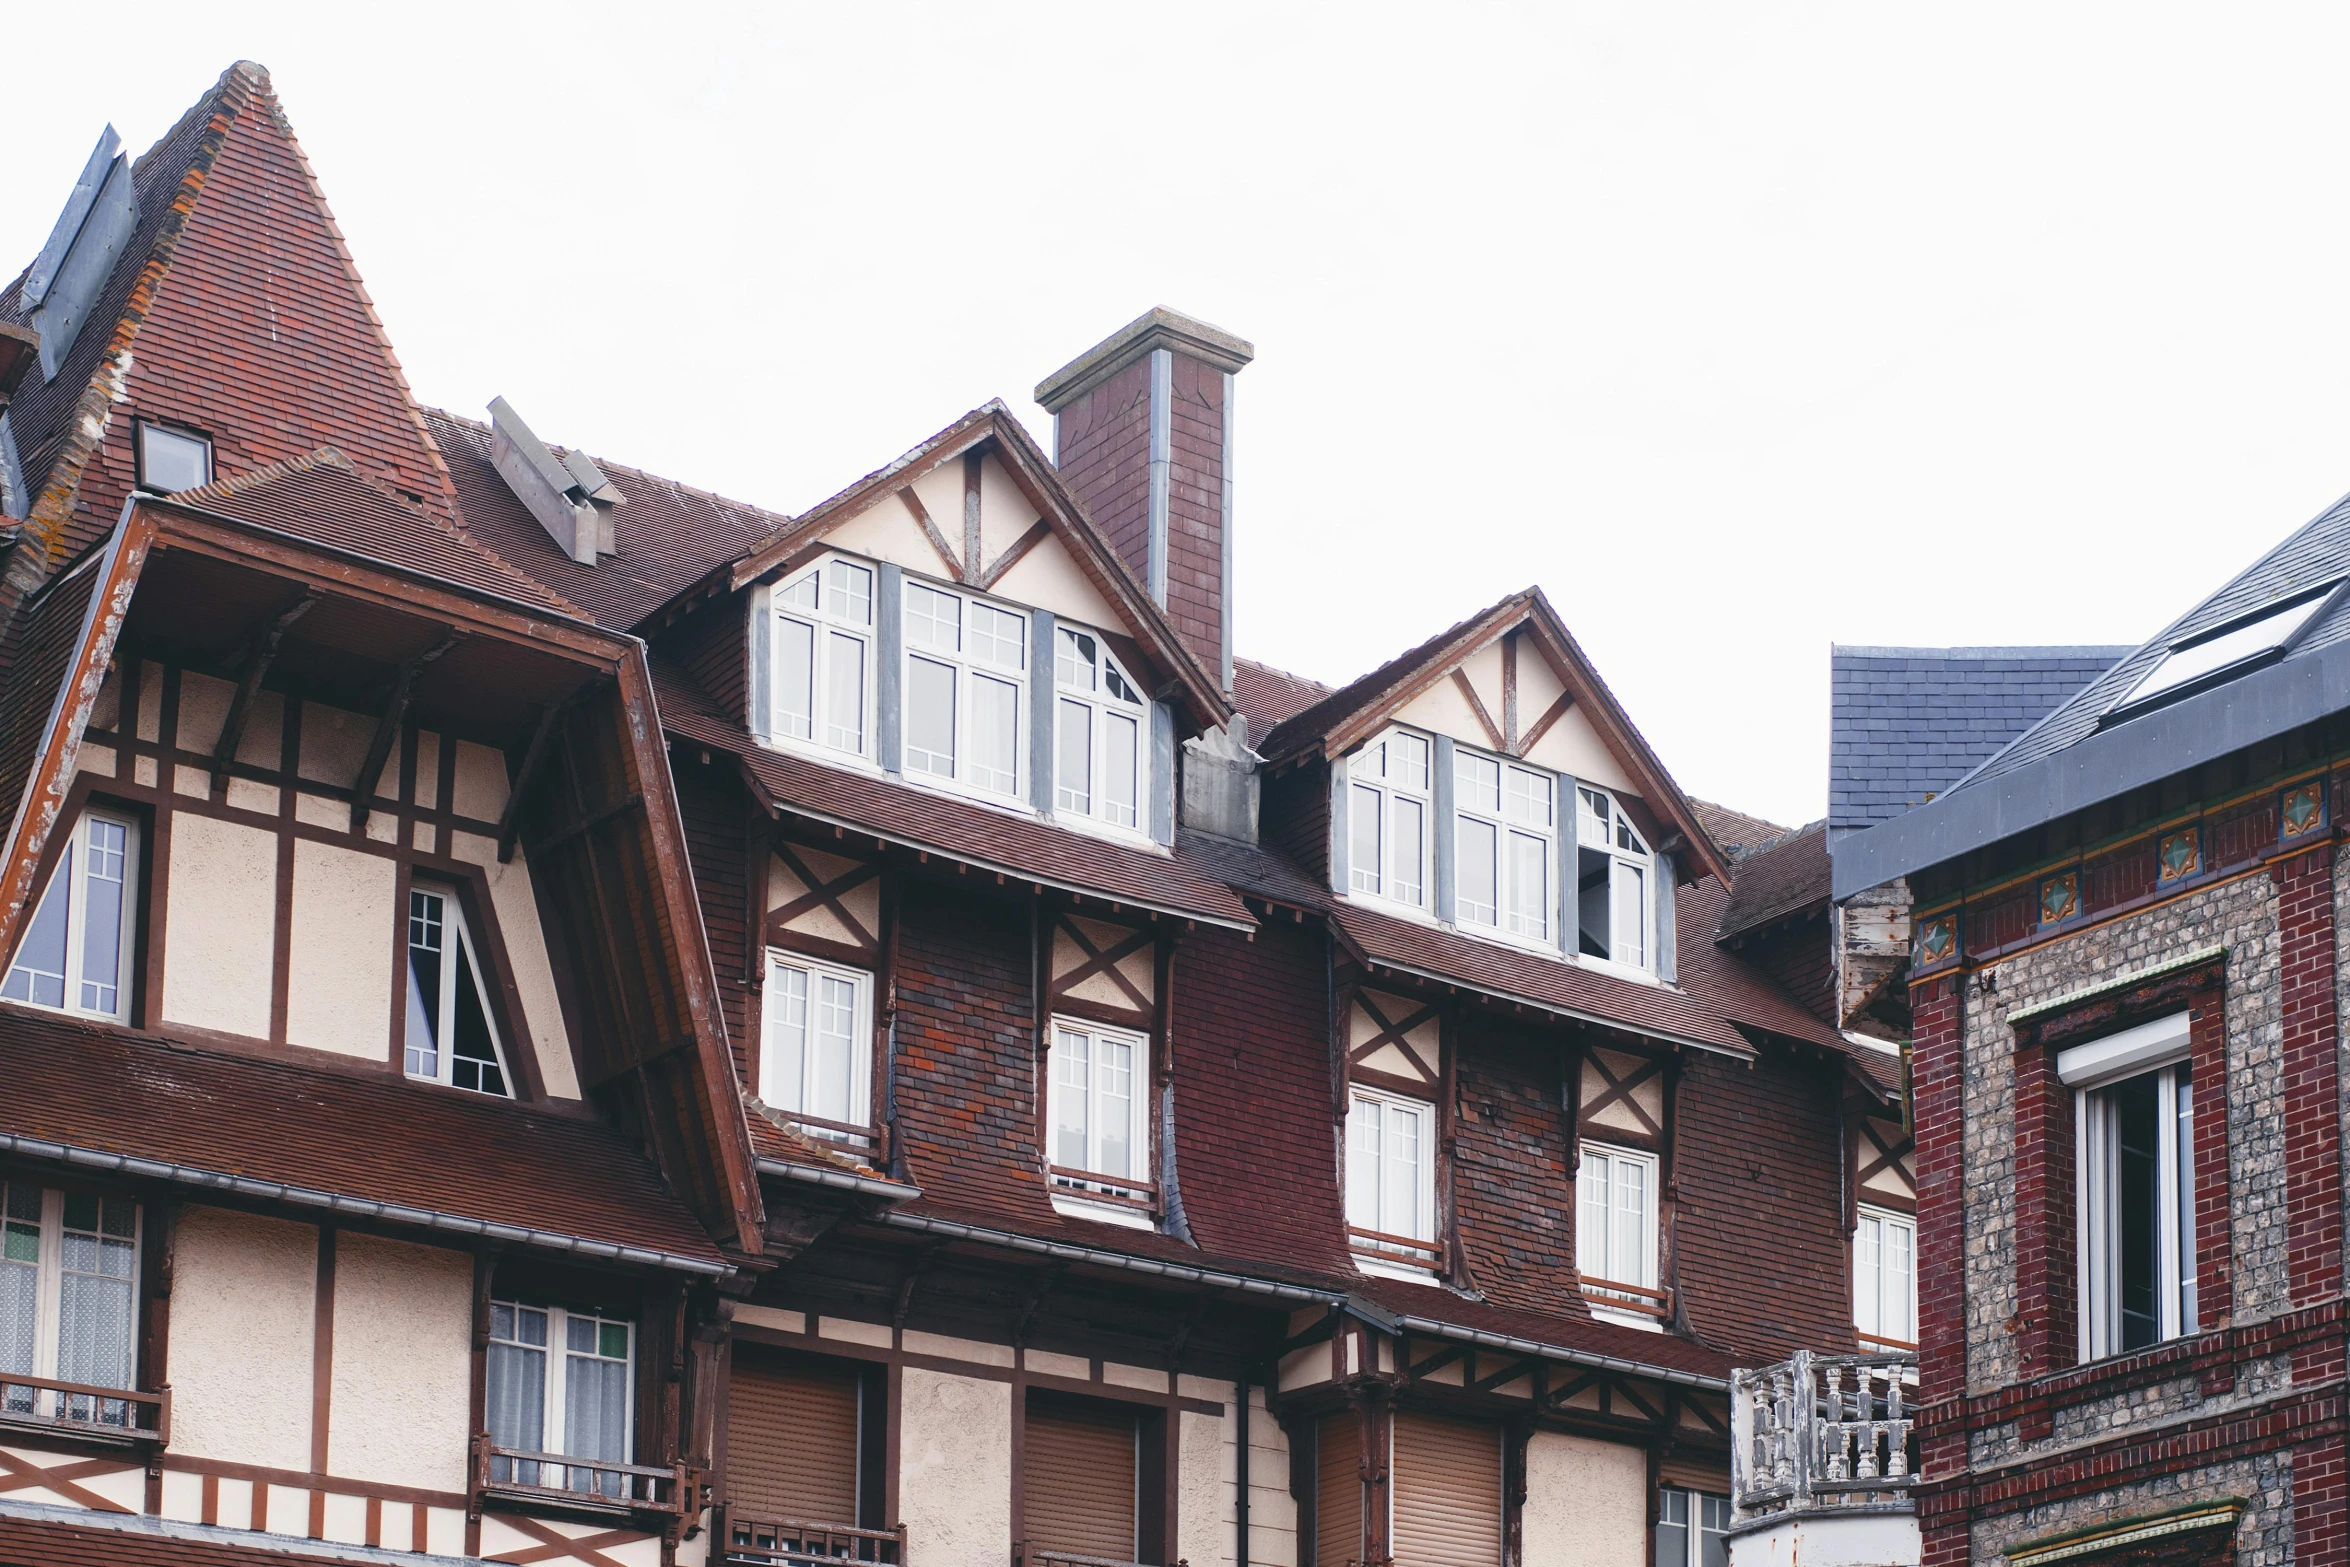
[1315,1414,1362,1567]
[1024,1398,1138,1561]
[1392,1412,1501,1567]
[727,1354,860,1526]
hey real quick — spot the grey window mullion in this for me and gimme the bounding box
[1150,701,1175,845]
[746,586,772,741]
[1555,770,1578,957]
[1328,755,1350,894]
[876,563,903,774]
[1656,850,1678,982]
[1432,736,1456,925]
[1029,610,1056,812]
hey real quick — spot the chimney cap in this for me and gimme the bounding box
[1035,306,1254,413]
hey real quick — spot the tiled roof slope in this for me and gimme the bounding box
[1689,797,1791,859]
[1828,645,2127,840]
[1230,657,1330,735]
[0,1008,724,1266]
[1716,821,1829,940]
[1958,489,2350,790]
[424,407,787,631]
[0,1511,379,1567]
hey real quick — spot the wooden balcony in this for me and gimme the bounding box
[1014,1545,1187,1567]
[469,1432,698,1522]
[725,1511,907,1564]
[1577,1275,1673,1321]
[0,1371,169,1447]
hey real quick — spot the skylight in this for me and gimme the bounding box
[2116,585,2340,711]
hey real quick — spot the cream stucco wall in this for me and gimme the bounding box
[451,740,510,824]
[162,813,278,1039]
[1523,1430,1648,1566]
[326,1233,474,1491]
[449,831,580,1098]
[1391,640,1637,793]
[899,1367,1010,1563]
[1177,1408,1226,1567]
[170,1206,317,1470]
[299,700,374,790]
[286,839,398,1060]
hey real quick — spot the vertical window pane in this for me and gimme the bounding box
[1579,787,1609,847]
[1656,1489,1689,1567]
[971,603,1025,668]
[1854,1216,1881,1338]
[1350,784,1383,895]
[1057,698,1092,814]
[1888,1219,1914,1343]
[1096,1036,1133,1179]
[405,890,444,1079]
[827,560,873,625]
[1348,1099,1383,1232]
[824,632,865,753]
[78,818,127,1015]
[2112,1072,2162,1352]
[1613,1158,1648,1287]
[1385,1103,1422,1240]
[1,1185,40,1386]
[906,583,960,650]
[1391,797,1425,906]
[1457,817,1499,927]
[450,928,506,1097]
[1053,1031,1091,1171]
[57,1196,135,1410]
[1104,712,1140,828]
[1508,831,1549,939]
[1395,733,1430,792]
[970,674,1020,796]
[5,841,73,1009]
[1698,1495,1730,1567]
[775,617,815,740]
[1506,768,1552,827]
[565,1317,630,1494]
[780,571,820,611]
[906,656,957,777]
[1578,1158,1609,1280]
[813,975,857,1123]
[1056,627,1096,691]
[767,964,808,1112]
[1612,861,1646,968]
[1457,753,1500,815]
[2176,1065,2197,1332]
[487,1305,548,1484]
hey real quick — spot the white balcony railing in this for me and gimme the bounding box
[1730,1348,1918,1523]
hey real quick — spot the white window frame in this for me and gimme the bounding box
[1655,1487,1730,1567]
[1053,624,1151,839]
[486,1299,637,1492]
[1576,785,1655,972]
[1854,1204,1918,1350]
[761,952,875,1145]
[1346,1086,1439,1276]
[2065,1016,2196,1362]
[770,554,878,764]
[1347,728,1433,913]
[2,807,138,1023]
[1453,747,1555,946]
[1578,1141,1663,1329]
[901,576,1029,805]
[135,421,212,494]
[404,885,515,1098]
[0,1180,142,1422]
[1047,1018,1155,1228]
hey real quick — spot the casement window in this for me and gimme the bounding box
[1453,749,1554,942]
[904,580,1027,800]
[404,887,513,1098]
[0,1181,140,1424]
[1054,626,1149,832]
[1577,786,1653,969]
[3,809,137,1022]
[135,421,212,494]
[1578,1143,1664,1324]
[1349,728,1432,909]
[772,557,876,759]
[1347,1087,1437,1271]
[487,1300,635,1496]
[762,953,873,1143]
[2062,1014,2197,1359]
[1854,1205,1918,1349]
[1048,1020,1154,1218]
[1656,1488,1730,1567]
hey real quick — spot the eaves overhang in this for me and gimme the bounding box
[756,1156,922,1203]
[1830,636,2350,899]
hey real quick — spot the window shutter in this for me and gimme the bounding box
[875,562,903,773]
[1555,770,1579,957]
[1657,850,1678,982]
[1328,756,1350,894]
[1392,1412,1503,1567]
[1023,1400,1138,1561]
[1150,701,1175,845]
[727,1354,860,1526]
[746,585,772,741]
[1432,735,1457,925]
[1029,609,1056,812]
[1314,1414,1362,1567]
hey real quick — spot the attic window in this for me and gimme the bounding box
[135,422,211,494]
[2110,582,2343,717]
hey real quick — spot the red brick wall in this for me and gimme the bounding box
[1052,357,1154,603]
[2010,1031,2076,1384]
[1911,975,1967,1416]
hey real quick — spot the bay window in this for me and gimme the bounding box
[772,557,875,759]
[1347,1087,1437,1272]
[0,1180,141,1426]
[1054,626,1147,832]
[1455,749,1553,942]
[1854,1205,1917,1349]
[904,580,1026,800]
[1349,728,1431,910]
[4,808,137,1022]
[1578,1142,1663,1325]
[763,953,873,1144]
[1577,786,1653,969]
[1048,1020,1153,1221]
[487,1299,635,1497]
[2062,1013,2196,1360]
[405,887,513,1098]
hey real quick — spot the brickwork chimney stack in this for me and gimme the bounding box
[1036,308,1253,693]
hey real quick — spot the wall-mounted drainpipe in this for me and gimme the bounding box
[1235,1375,1250,1566]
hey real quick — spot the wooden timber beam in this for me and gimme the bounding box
[497,698,567,863]
[212,590,318,793]
[350,631,458,829]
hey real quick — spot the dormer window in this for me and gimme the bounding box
[1054,627,1148,832]
[904,580,1027,800]
[1455,749,1554,943]
[404,887,513,1097]
[773,558,875,759]
[1349,728,1431,909]
[3,809,137,1022]
[1577,786,1652,970]
[135,421,211,494]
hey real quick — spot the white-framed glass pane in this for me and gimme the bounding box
[1055,627,1096,692]
[1854,1214,1882,1339]
[823,632,865,753]
[1101,655,1140,704]
[487,1302,549,1479]
[971,603,1025,669]
[1391,797,1425,906]
[1507,830,1549,939]
[1392,733,1430,793]
[906,583,960,651]
[448,921,508,1097]
[1698,1494,1730,1567]
[775,617,815,741]
[5,840,73,1009]
[766,963,809,1112]
[1057,698,1092,814]
[1350,784,1383,895]
[780,571,820,612]
[1096,1034,1134,1179]
[138,425,211,492]
[0,1184,36,1385]
[826,560,873,625]
[2175,1066,2197,1332]
[1348,1099,1383,1232]
[405,889,445,1079]
[77,818,128,1016]
[1656,1488,1689,1567]
[1611,861,1646,968]
[1887,1218,1914,1342]
[1103,712,1140,828]
[1612,1157,1648,1286]
[1618,813,1649,855]
[1382,1102,1423,1239]
[1579,787,1610,848]
[1457,752,1500,815]
[1052,1029,1091,1170]
[564,1315,632,1493]
[906,656,957,777]
[1505,767,1552,828]
[1457,817,1499,927]
[811,974,858,1123]
[1577,1157,1610,1280]
[970,674,1020,796]
[56,1193,135,1398]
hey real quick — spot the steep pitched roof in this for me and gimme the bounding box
[1231,656,1330,735]
[1829,645,2128,841]
[1715,820,1829,941]
[1690,798,1792,860]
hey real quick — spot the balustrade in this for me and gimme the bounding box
[1729,1348,1917,1522]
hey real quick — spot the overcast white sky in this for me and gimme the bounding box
[10,3,2350,828]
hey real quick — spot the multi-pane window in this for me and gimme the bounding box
[773,557,876,759]
[904,581,1027,799]
[404,887,512,1097]
[1349,729,1431,909]
[1854,1206,1918,1349]
[1048,1021,1152,1207]
[486,1300,635,1496]
[2067,1035,2196,1360]
[1347,1088,1437,1269]
[763,954,873,1143]
[1455,750,1553,941]
[3,809,137,1022]
[1054,627,1148,831]
[1656,1488,1730,1567]
[1578,1143,1662,1322]
[1577,787,1653,969]
[0,1181,140,1425]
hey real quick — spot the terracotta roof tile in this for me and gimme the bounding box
[1714,821,1830,940]
[1230,657,1331,735]
[1689,797,1792,859]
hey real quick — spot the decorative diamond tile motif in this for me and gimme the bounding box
[2281,780,2324,839]
[1917,914,1957,966]
[2039,872,2079,926]
[2158,828,2200,883]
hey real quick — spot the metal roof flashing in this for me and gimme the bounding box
[1830,635,2350,899]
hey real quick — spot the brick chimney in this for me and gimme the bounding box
[1036,308,1253,692]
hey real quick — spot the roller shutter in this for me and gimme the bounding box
[1315,1414,1361,1567]
[1024,1399,1138,1561]
[726,1354,860,1526]
[1392,1412,1501,1567]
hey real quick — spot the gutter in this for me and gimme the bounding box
[1389,1314,1729,1392]
[756,1156,922,1203]
[0,1132,731,1279]
[1352,952,1754,1061]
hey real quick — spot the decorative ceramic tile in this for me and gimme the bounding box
[2039,872,2079,926]
[2281,780,2324,839]
[1917,914,1957,966]
[2158,828,2199,883]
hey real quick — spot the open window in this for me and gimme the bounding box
[762,953,874,1148]
[3,808,138,1023]
[1854,1205,1917,1350]
[1349,728,1432,911]
[1577,786,1652,970]
[486,1298,636,1498]
[0,1180,157,1438]
[1454,748,1554,943]
[404,886,513,1098]
[1347,1085,1437,1275]
[1047,1019,1155,1227]
[2062,1013,2197,1360]
[772,556,876,761]
[1578,1142,1665,1328]
[904,579,1027,801]
[1053,625,1149,833]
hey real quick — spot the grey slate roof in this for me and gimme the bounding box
[1828,646,2130,843]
